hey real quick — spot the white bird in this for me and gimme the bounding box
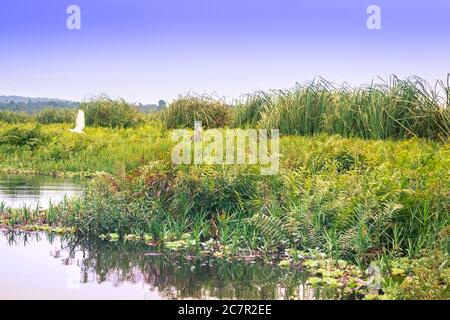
[69,110,85,133]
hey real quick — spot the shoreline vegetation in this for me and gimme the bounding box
[0,76,449,300]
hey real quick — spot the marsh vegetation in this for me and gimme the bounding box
[0,76,448,299]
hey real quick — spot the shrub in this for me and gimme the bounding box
[0,125,49,148]
[162,94,232,129]
[81,96,142,128]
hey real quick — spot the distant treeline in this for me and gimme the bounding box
[0,96,79,113]
[0,95,166,114]
[0,96,168,127]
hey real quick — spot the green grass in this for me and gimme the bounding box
[81,96,144,128]
[234,76,449,141]
[0,110,32,124]
[0,122,171,175]
[1,124,447,267]
[0,96,143,127]
[2,76,449,140]
[162,94,233,129]
[0,75,449,299]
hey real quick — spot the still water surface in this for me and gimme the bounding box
[0,230,317,300]
[0,175,82,209]
[0,175,322,300]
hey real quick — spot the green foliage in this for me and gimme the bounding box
[0,110,31,123]
[234,76,449,141]
[1,108,76,125]
[233,91,273,127]
[81,96,143,128]
[171,166,260,217]
[34,108,76,124]
[0,123,169,174]
[162,94,232,129]
[1,76,448,300]
[0,120,448,301]
[381,250,449,300]
[3,76,449,141]
[250,212,297,244]
[0,124,447,261]
[0,125,49,148]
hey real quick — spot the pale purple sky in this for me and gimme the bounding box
[1,0,449,103]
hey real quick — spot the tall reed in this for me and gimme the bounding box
[234,76,449,141]
[162,94,233,129]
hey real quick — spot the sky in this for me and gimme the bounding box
[0,0,449,104]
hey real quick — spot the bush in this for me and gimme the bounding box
[34,108,76,124]
[162,95,232,129]
[81,97,142,128]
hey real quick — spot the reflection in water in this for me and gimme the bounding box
[0,175,82,209]
[0,230,320,300]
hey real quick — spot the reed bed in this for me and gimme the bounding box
[2,76,448,140]
[162,94,233,129]
[1,127,447,267]
[234,76,449,141]
[0,76,448,299]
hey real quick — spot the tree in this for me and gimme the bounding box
[158,100,167,109]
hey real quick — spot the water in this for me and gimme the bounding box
[0,230,319,300]
[0,175,331,300]
[0,175,82,209]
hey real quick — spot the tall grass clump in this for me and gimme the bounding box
[162,94,232,129]
[0,110,31,124]
[81,96,143,128]
[34,108,76,124]
[0,124,49,149]
[234,76,449,141]
[233,91,274,127]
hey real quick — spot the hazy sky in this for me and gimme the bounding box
[0,0,449,103]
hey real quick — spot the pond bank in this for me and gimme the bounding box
[0,125,448,300]
[0,229,327,300]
